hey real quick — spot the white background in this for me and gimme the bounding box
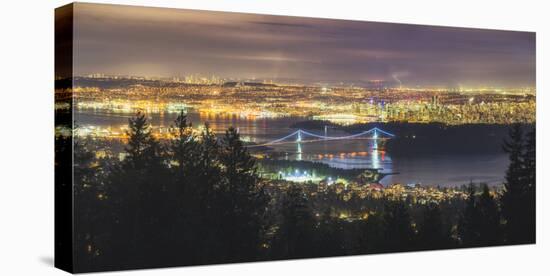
[0,0,548,275]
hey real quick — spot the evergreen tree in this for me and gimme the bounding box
[218,127,268,261]
[108,112,170,267]
[458,183,481,246]
[417,203,451,250]
[125,112,163,169]
[74,140,96,188]
[316,208,344,256]
[220,127,257,196]
[191,122,224,263]
[382,200,415,251]
[476,184,501,246]
[522,128,536,242]
[166,111,201,264]
[357,212,385,254]
[501,124,534,244]
[73,139,104,270]
[458,183,501,247]
[523,128,536,191]
[170,110,199,180]
[272,185,316,259]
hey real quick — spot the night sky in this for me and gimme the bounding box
[74,3,536,87]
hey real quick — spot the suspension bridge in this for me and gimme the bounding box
[247,127,395,147]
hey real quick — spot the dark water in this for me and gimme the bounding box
[75,109,508,187]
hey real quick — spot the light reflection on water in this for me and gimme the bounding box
[272,140,507,186]
[75,110,508,187]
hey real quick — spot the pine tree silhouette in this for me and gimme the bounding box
[382,200,415,251]
[417,203,451,250]
[73,139,104,270]
[458,183,482,246]
[217,127,268,261]
[522,128,536,242]
[476,184,501,246]
[108,112,170,267]
[272,185,316,259]
[501,124,534,244]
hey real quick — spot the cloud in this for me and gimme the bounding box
[72,3,536,87]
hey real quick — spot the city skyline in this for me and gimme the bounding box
[74,3,535,88]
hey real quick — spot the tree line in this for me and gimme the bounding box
[64,112,535,272]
